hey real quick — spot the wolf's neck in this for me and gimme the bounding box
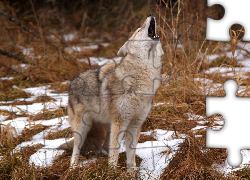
[119,54,161,78]
[123,50,161,69]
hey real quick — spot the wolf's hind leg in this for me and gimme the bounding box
[102,123,110,154]
[70,108,92,166]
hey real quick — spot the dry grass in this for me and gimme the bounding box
[0,86,31,101]
[0,95,56,106]
[30,106,67,121]
[45,127,72,140]
[138,134,157,143]
[17,124,47,142]
[209,57,242,68]
[48,82,69,93]
[0,0,250,179]
[7,150,141,179]
[160,135,231,179]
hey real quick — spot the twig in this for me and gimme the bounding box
[0,9,66,50]
[0,8,71,69]
[29,0,44,41]
[0,62,28,79]
[0,9,40,39]
[47,30,66,49]
[236,45,250,56]
[87,56,92,69]
[0,48,29,64]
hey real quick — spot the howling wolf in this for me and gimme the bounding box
[66,14,164,171]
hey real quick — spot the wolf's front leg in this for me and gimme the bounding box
[125,121,143,172]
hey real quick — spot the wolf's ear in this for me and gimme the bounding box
[117,28,141,57]
[117,41,128,57]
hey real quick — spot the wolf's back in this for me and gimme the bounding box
[68,68,102,109]
[69,68,101,97]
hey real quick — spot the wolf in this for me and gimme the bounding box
[67,14,164,170]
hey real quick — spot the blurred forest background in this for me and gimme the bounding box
[0,0,225,83]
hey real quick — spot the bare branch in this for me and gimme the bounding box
[0,9,67,57]
[0,9,40,39]
[0,48,29,64]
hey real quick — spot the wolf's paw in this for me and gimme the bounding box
[127,166,139,172]
[70,157,80,169]
[127,167,140,179]
[70,163,79,170]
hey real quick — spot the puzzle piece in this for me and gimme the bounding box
[206,79,250,167]
[207,0,250,41]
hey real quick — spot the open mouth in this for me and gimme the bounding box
[148,17,159,40]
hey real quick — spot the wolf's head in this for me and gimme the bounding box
[117,14,164,60]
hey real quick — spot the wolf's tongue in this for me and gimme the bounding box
[148,18,156,38]
[149,27,154,37]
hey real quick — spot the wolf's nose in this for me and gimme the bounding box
[148,14,154,17]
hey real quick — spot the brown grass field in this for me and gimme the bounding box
[1,0,250,179]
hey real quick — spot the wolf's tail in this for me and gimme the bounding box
[59,139,74,151]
